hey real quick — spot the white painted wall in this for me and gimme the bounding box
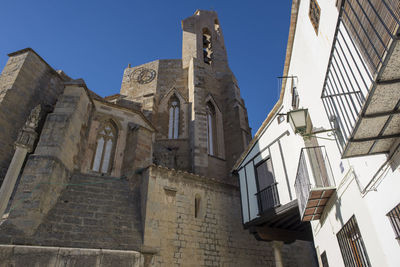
[237,0,400,266]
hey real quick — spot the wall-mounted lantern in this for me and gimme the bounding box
[287,108,311,135]
[286,108,335,139]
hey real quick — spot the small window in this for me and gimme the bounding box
[291,78,299,109]
[337,215,371,267]
[321,251,329,267]
[206,102,217,156]
[309,0,321,35]
[387,203,400,245]
[195,194,201,218]
[277,114,285,124]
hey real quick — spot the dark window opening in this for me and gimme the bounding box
[195,195,201,218]
[206,102,217,156]
[255,158,280,213]
[291,77,299,109]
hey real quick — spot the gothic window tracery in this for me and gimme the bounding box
[206,102,217,156]
[168,95,180,139]
[92,121,117,174]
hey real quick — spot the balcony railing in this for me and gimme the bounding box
[295,146,336,221]
[255,182,280,214]
[321,0,400,157]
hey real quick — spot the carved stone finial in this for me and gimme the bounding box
[25,105,41,130]
[15,105,41,152]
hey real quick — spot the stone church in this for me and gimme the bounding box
[0,10,315,266]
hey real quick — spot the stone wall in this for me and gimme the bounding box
[153,139,191,171]
[0,84,91,235]
[141,165,316,267]
[80,100,154,177]
[0,49,67,183]
[0,245,143,267]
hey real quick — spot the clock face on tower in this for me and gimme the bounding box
[130,68,156,84]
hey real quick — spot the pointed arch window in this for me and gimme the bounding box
[206,102,217,156]
[92,121,117,174]
[168,96,180,139]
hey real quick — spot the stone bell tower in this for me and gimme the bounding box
[182,10,252,180]
[117,10,251,181]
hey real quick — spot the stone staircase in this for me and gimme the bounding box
[32,173,143,250]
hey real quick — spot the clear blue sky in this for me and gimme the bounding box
[0,0,292,134]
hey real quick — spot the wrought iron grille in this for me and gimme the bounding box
[321,0,400,152]
[337,215,371,267]
[294,146,335,217]
[387,202,400,245]
[255,182,280,214]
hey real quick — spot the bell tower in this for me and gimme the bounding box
[182,10,228,71]
[182,10,252,180]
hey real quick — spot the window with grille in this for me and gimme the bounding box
[309,0,321,34]
[337,215,371,267]
[387,203,400,245]
[320,251,329,267]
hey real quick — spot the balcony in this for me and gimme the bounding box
[255,182,280,214]
[295,146,336,221]
[321,0,400,158]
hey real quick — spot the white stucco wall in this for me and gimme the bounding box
[237,0,400,266]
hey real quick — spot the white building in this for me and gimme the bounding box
[233,0,400,266]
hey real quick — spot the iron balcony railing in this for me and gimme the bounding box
[294,146,335,218]
[321,0,400,152]
[255,182,280,214]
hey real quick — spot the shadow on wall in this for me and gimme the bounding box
[318,190,344,228]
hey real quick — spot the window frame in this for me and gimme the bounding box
[387,202,400,245]
[168,96,180,139]
[254,157,280,213]
[206,102,217,156]
[336,215,371,267]
[91,121,118,174]
[309,0,321,35]
[254,157,276,192]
